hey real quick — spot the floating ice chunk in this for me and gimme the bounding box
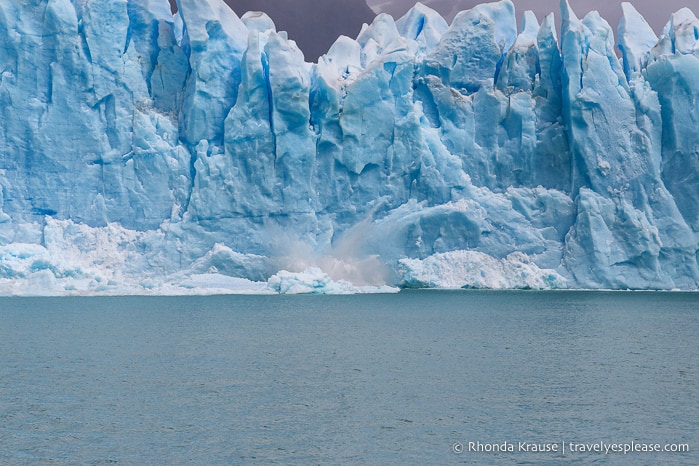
[175,274,270,294]
[267,267,398,294]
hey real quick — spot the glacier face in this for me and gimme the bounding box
[0,0,698,294]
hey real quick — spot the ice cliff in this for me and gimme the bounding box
[0,0,697,294]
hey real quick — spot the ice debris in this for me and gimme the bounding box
[399,251,567,289]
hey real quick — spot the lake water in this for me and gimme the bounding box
[1,291,697,465]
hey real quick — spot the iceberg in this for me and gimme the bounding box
[0,0,697,294]
[268,267,399,294]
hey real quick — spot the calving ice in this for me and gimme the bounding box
[0,0,697,294]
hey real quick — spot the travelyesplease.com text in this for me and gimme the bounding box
[453,441,689,455]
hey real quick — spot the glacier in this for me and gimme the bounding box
[0,0,698,294]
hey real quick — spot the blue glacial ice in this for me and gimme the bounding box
[0,0,697,294]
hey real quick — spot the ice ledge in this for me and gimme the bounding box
[399,250,568,290]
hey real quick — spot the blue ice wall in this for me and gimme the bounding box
[0,0,697,290]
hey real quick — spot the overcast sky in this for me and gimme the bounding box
[368,0,694,35]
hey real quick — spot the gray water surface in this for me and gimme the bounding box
[1,291,697,464]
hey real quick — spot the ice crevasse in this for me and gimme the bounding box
[0,0,697,294]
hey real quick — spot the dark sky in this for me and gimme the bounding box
[225,0,376,60]
[170,0,375,60]
[171,0,696,60]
